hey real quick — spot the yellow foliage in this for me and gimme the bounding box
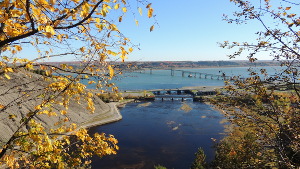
[0,0,155,167]
[108,65,114,78]
[148,7,154,18]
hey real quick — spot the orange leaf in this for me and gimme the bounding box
[150,25,154,32]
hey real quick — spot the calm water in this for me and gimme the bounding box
[89,100,224,169]
[88,66,282,169]
[111,66,282,90]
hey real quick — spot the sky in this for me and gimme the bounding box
[116,0,268,61]
[10,0,274,62]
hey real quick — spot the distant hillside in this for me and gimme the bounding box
[40,60,280,70]
[111,60,280,70]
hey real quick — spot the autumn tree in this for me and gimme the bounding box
[211,0,300,168]
[0,0,155,168]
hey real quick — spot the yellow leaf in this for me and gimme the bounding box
[135,19,139,26]
[45,25,55,35]
[120,55,127,62]
[35,105,42,110]
[138,7,142,16]
[286,7,291,10]
[61,110,67,115]
[26,63,34,70]
[129,47,133,52]
[57,34,62,41]
[0,104,5,109]
[110,24,118,31]
[83,3,90,13]
[122,7,127,13]
[80,47,85,52]
[108,65,114,78]
[50,0,56,5]
[146,3,152,8]
[4,74,10,79]
[114,3,119,9]
[9,114,16,119]
[15,45,22,51]
[95,18,101,23]
[41,0,49,5]
[5,67,13,72]
[150,25,154,32]
[148,8,153,18]
[87,92,93,97]
[2,56,9,61]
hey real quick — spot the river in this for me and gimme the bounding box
[88,66,282,169]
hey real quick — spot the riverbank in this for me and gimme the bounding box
[80,102,122,128]
[80,99,137,128]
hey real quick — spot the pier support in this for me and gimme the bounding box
[171,69,174,76]
[163,69,229,81]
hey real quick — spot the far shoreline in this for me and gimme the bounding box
[135,65,280,71]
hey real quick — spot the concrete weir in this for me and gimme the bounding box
[147,86,221,102]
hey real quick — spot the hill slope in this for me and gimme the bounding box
[0,70,121,143]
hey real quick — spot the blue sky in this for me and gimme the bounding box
[118,0,269,61]
[10,0,272,62]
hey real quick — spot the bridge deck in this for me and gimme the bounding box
[155,95,193,98]
[146,86,223,92]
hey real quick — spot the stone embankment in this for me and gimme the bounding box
[0,71,122,144]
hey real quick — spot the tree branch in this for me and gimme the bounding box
[54,0,104,30]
